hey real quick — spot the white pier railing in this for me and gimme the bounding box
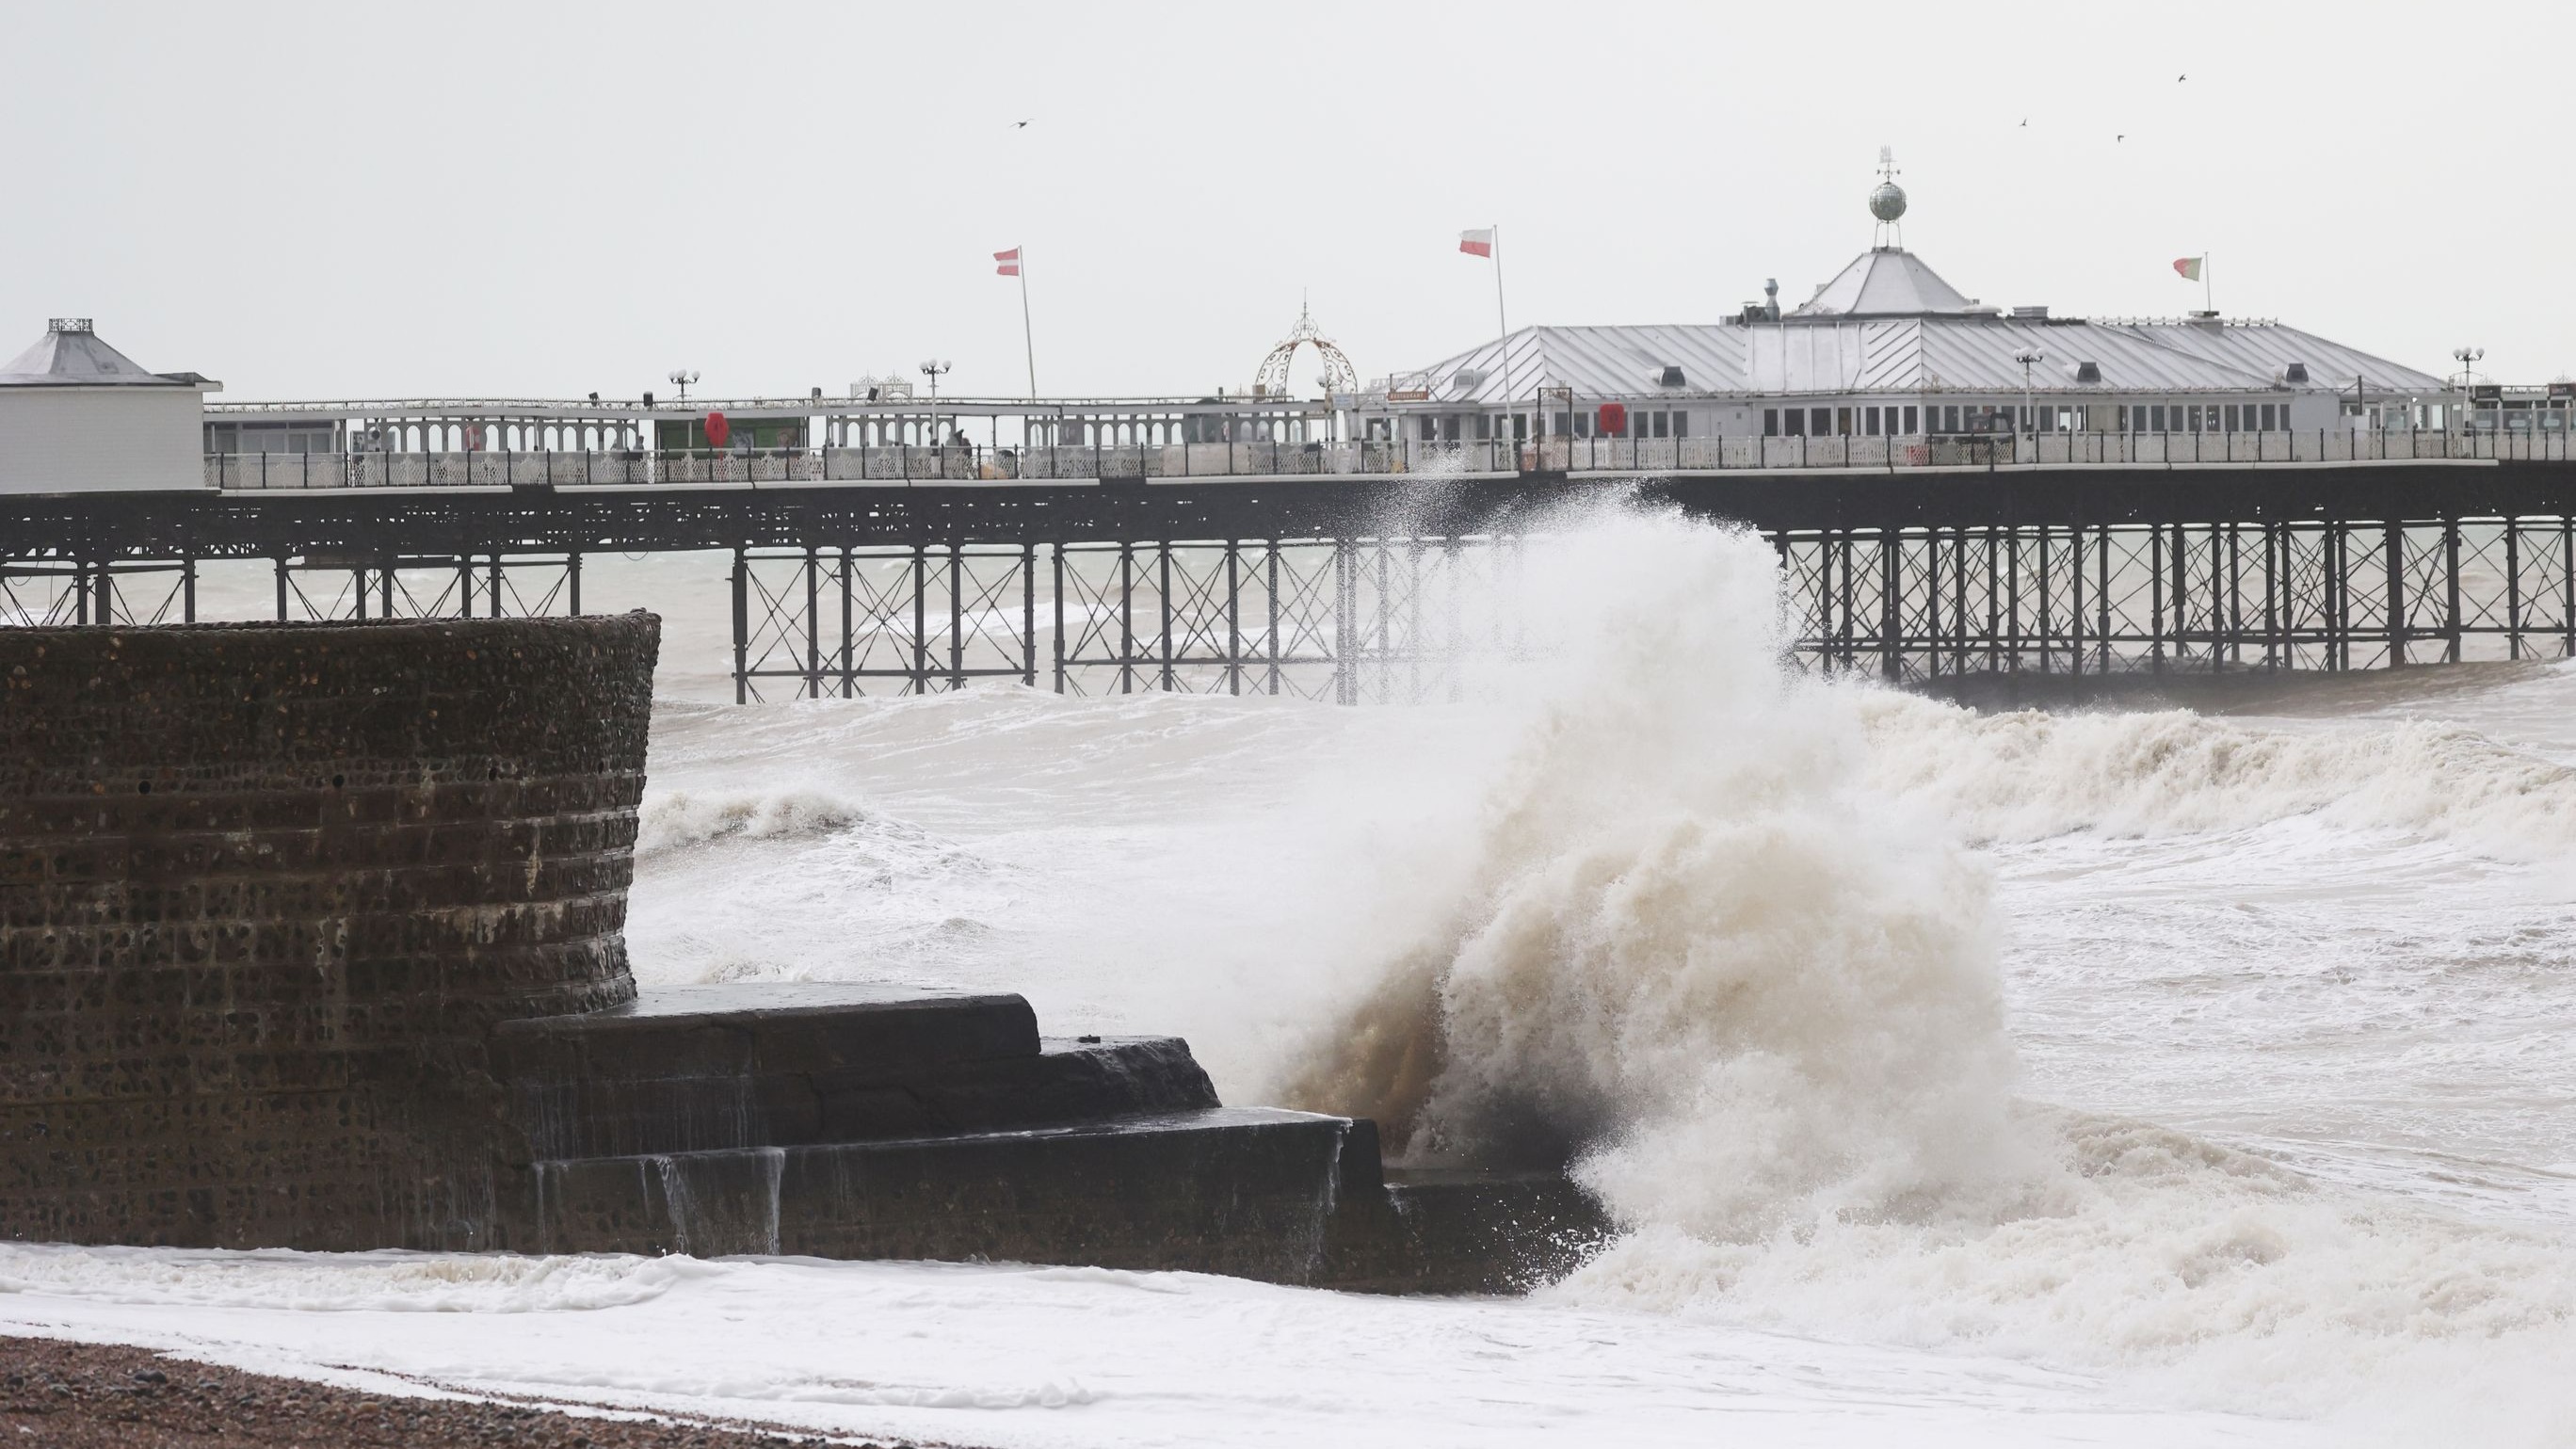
[202,429,2576,491]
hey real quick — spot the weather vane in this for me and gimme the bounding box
[1869,146,1908,248]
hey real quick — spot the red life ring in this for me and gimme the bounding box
[1597,401,1628,436]
[704,411,732,449]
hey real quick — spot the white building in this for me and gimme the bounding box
[0,319,217,495]
[1365,184,2462,447]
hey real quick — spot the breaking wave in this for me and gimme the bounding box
[1278,508,2576,1442]
[1857,692,2576,863]
[636,789,873,854]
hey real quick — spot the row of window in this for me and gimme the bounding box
[2123,403,2289,432]
[1405,411,1696,443]
[1761,400,2301,437]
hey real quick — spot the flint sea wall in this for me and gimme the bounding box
[0,615,657,1250]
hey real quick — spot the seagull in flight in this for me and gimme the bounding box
[2117,134,2126,142]
[1010,119,1032,128]
[2177,72,2187,81]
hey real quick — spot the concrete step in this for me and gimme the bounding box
[492,984,1217,1159]
[523,1106,1365,1283]
[492,982,1039,1082]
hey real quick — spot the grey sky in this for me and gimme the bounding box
[4,0,2564,403]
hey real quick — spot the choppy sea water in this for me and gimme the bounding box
[7,519,2576,1446]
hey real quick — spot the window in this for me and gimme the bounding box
[1944,405,1961,432]
[1420,417,1439,442]
[1904,405,1918,433]
[1554,411,1571,436]
[1864,407,1880,433]
[1652,411,1669,438]
[1811,408,1830,435]
[2260,403,2277,429]
[2224,405,2239,432]
[1673,411,1688,438]
[2150,405,2165,431]
[1763,408,1779,437]
[1784,409,1806,436]
[1836,408,1853,435]
[2187,404,2203,431]
[1512,413,1528,440]
[1475,413,1491,440]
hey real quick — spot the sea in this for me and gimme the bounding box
[5,509,2573,1447]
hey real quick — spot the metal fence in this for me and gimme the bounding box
[202,428,2576,491]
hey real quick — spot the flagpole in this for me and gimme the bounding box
[1018,250,1038,401]
[2203,253,2213,315]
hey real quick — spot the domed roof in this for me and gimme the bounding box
[1788,248,1984,320]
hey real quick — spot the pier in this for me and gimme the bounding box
[10,451,2576,698]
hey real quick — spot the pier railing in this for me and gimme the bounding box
[202,428,2576,491]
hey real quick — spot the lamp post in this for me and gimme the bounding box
[2453,346,2484,433]
[668,369,699,405]
[920,359,951,448]
[2014,349,2045,462]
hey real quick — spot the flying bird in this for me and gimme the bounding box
[1010,119,1032,128]
[2020,118,2028,126]
[2177,73,2187,81]
[2117,134,2126,142]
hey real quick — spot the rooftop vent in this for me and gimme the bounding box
[2072,361,2101,384]
[1452,367,1488,390]
[2284,362,2310,384]
[1658,364,1686,388]
[47,318,92,334]
[2011,305,2050,320]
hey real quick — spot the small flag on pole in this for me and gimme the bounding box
[1458,229,1495,258]
[2172,256,2203,282]
[995,247,1022,277]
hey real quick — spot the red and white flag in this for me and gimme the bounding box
[995,247,1022,277]
[1458,229,1495,258]
[2171,255,2202,282]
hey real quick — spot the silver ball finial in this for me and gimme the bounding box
[1870,145,1907,223]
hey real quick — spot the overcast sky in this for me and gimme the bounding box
[4,0,2566,403]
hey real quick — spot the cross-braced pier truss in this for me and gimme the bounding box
[726,539,1525,704]
[1775,519,2573,681]
[9,471,2576,695]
